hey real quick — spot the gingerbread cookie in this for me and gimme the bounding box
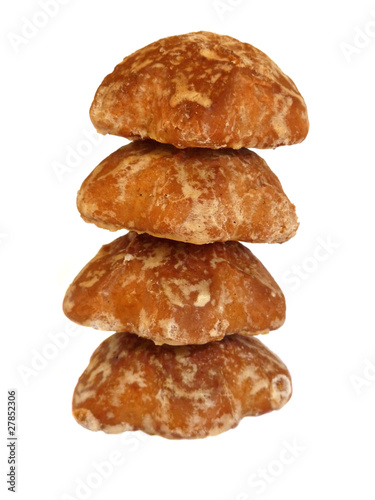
[73,332,292,439]
[63,232,285,345]
[77,140,298,244]
[90,31,309,149]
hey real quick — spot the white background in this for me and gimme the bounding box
[1,0,375,499]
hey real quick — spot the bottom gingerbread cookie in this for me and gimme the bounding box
[72,332,292,439]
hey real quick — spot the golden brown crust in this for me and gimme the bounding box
[77,140,298,245]
[72,332,292,439]
[63,232,285,345]
[90,31,308,149]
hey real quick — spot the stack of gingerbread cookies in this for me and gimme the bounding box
[63,31,309,439]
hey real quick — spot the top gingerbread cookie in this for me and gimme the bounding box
[90,31,309,149]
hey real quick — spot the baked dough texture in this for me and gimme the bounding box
[90,31,309,149]
[77,140,298,245]
[72,332,292,439]
[63,232,285,345]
